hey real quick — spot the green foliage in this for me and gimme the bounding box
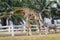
[0,0,60,19]
[13,12,24,20]
[0,2,12,12]
[0,0,46,12]
[12,12,24,25]
[0,12,8,18]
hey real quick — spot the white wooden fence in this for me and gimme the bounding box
[0,25,60,36]
[0,25,38,36]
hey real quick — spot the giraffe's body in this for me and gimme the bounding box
[9,8,41,35]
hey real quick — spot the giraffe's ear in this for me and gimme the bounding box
[8,11,14,15]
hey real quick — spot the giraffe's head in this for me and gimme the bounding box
[8,11,14,15]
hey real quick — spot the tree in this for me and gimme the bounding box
[0,0,60,25]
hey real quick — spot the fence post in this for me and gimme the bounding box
[23,25,26,33]
[11,26,14,36]
[8,26,10,33]
[6,19,11,33]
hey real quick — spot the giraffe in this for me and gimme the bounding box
[8,7,41,35]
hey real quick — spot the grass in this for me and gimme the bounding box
[0,33,60,40]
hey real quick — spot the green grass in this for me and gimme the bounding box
[0,34,60,40]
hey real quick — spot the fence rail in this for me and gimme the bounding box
[0,25,60,36]
[0,25,38,36]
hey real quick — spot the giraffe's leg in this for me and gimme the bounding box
[26,19,32,35]
[35,19,40,33]
[48,27,50,33]
[45,26,49,35]
[28,27,32,35]
[54,27,57,33]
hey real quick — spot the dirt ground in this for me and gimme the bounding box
[0,33,60,40]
